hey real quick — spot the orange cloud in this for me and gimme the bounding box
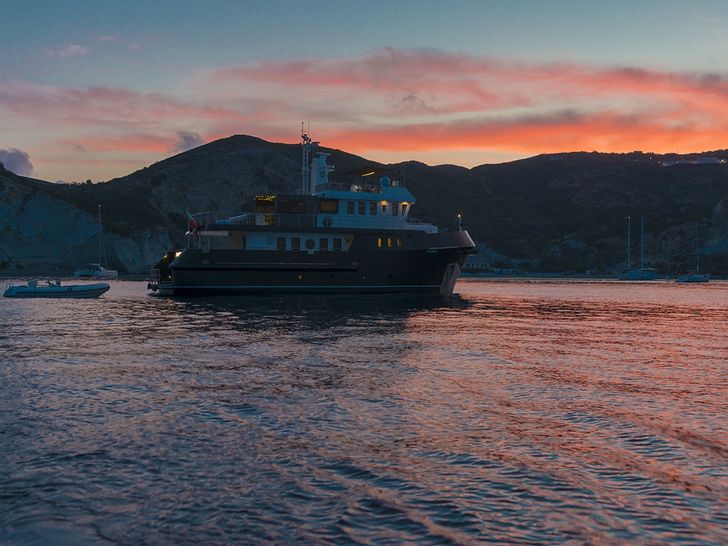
[328,111,728,156]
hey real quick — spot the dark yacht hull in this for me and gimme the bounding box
[150,230,475,296]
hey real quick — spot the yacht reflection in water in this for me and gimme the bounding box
[174,293,475,337]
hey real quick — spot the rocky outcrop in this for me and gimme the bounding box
[0,168,172,273]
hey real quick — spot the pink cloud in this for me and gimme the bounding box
[197,48,728,120]
[46,44,89,58]
[0,79,237,127]
[68,133,177,153]
[7,48,728,181]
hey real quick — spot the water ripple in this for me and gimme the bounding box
[0,279,726,544]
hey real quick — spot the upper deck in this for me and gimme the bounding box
[189,132,438,234]
[194,167,436,233]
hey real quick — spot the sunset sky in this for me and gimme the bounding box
[2,0,728,181]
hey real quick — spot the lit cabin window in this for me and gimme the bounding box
[347,201,354,215]
[392,202,399,216]
[320,238,329,251]
[276,237,286,250]
[291,237,300,250]
[397,238,403,247]
[377,237,382,248]
[254,195,276,213]
[279,198,306,214]
[333,238,342,251]
[319,198,338,213]
[401,203,409,216]
[369,202,377,215]
[387,237,393,248]
[381,204,388,214]
[357,201,365,215]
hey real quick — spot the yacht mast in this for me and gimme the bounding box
[300,123,318,195]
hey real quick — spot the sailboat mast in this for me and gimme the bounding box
[640,215,645,270]
[695,224,700,272]
[98,204,102,266]
[98,204,107,268]
[626,216,631,269]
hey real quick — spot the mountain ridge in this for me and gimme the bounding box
[2,135,728,274]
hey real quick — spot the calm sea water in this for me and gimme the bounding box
[0,279,726,545]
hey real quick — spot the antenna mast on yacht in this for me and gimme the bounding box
[301,122,317,195]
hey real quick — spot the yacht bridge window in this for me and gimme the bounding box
[319,199,338,213]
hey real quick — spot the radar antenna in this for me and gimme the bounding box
[301,122,318,195]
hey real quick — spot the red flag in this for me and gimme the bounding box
[186,212,199,235]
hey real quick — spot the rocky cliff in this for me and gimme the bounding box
[0,168,172,273]
[2,136,728,275]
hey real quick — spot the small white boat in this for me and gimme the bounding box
[3,279,110,298]
[74,263,118,279]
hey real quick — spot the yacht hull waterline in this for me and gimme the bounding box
[149,129,476,296]
[152,233,473,296]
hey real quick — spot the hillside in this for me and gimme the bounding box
[2,136,728,274]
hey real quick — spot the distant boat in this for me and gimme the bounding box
[676,225,709,283]
[3,279,110,298]
[618,215,657,280]
[74,263,118,279]
[618,268,658,281]
[676,271,709,283]
[75,204,118,279]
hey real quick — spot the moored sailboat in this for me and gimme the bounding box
[75,204,118,279]
[617,215,657,280]
[676,226,709,283]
